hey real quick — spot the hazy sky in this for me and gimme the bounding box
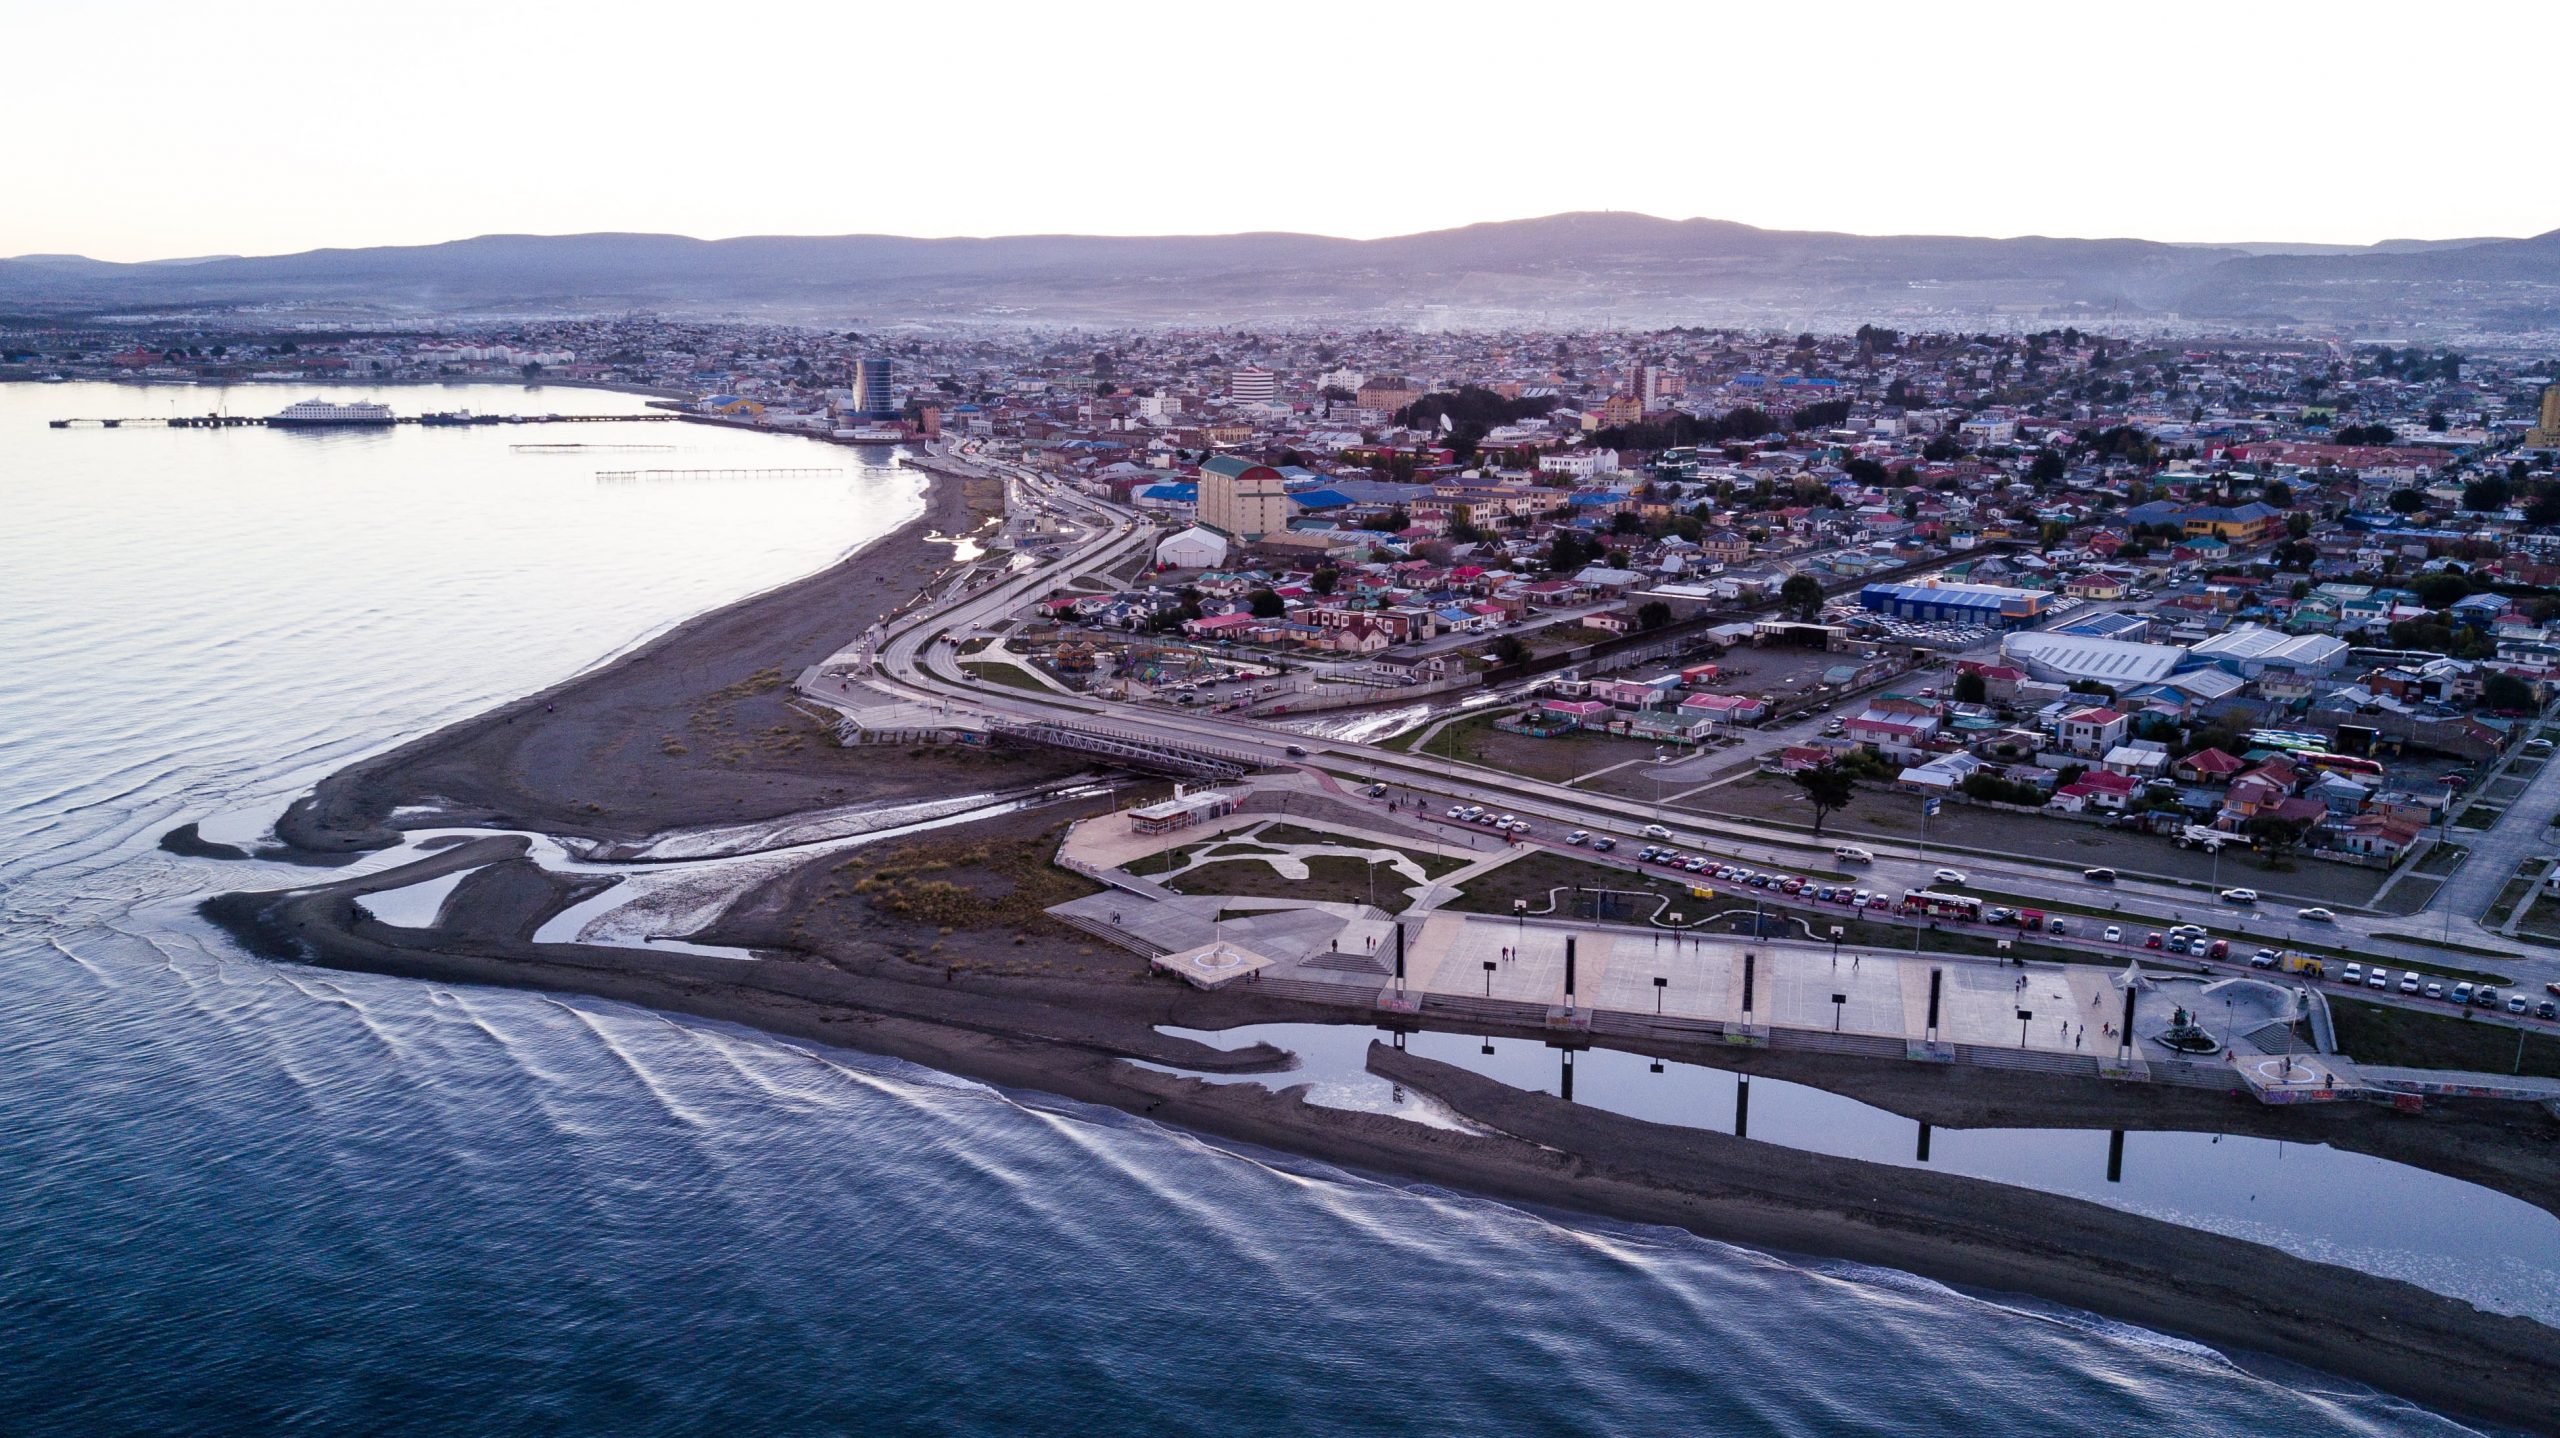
[6,0,2551,260]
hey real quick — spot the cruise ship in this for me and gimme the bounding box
[267,398,397,428]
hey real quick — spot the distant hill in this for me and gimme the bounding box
[4,213,2555,329]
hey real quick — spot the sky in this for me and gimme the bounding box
[5,0,2552,261]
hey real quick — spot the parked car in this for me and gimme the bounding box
[2509,995,2531,1015]
[2297,907,2335,923]
[2050,919,2071,936]
[2144,932,2164,949]
[2474,988,2499,1009]
[2104,926,2122,944]
[2453,983,2474,1004]
[1932,867,1968,885]
[2539,1000,2558,1021]
[2343,964,2363,985]
[2367,970,2389,990]
[2249,948,2278,968]
[2220,887,2259,905]
[2426,982,2444,1001]
[2207,939,2229,960]
[2401,974,2422,994]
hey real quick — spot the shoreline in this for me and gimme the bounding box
[200,861,2559,1434]
[199,461,2560,1433]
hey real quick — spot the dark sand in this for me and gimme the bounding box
[273,459,1083,855]
[206,462,2560,1433]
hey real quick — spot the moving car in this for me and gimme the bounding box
[1565,830,1590,846]
[1283,744,1308,758]
[2082,867,2117,883]
[1361,783,1387,799]
[1591,837,1615,853]
[1932,867,1967,885]
[1833,845,1873,863]
[2219,887,2258,905]
[2297,907,2335,923]
[1643,824,1673,840]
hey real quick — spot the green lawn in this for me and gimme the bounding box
[2330,997,2560,1079]
[960,660,1051,693]
[1168,854,1393,907]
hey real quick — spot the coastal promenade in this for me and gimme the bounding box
[799,450,2560,1028]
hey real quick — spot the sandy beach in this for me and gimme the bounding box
[202,463,2560,1434]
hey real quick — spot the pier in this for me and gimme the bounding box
[46,412,685,430]
[593,467,844,482]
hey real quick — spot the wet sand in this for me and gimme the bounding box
[272,456,1081,855]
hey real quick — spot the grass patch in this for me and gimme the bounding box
[2330,997,2560,1079]
[1249,822,1472,879]
[2413,843,2469,877]
[2452,804,2503,830]
[1169,855,1397,907]
[2370,875,2441,917]
[1441,850,1665,915]
[839,829,1103,933]
[961,661,1050,692]
[2515,895,2560,944]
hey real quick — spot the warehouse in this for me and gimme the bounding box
[1858,581,2050,629]
[2188,625,2348,679]
[1999,630,2185,688]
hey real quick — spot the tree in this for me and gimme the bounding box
[1779,574,1825,621]
[2028,448,2066,484]
[1636,600,1672,632]
[1245,588,1284,619]
[1488,633,1531,667]
[2482,672,2535,713]
[2462,474,2512,512]
[2264,479,2294,507]
[1792,760,1857,836]
[1952,670,1987,704]
[2385,488,2427,515]
[1310,565,1340,596]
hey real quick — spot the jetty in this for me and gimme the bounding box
[47,412,685,430]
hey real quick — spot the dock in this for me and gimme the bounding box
[47,412,685,430]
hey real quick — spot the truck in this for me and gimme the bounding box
[2281,951,2324,978]
[2175,825,2236,851]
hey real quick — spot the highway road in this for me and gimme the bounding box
[818,450,2560,1042]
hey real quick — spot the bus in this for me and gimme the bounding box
[2297,751,2385,779]
[1900,890,1983,923]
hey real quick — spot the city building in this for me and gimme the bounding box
[851,357,895,419]
[1196,455,1294,541]
[1228,367,1276,404]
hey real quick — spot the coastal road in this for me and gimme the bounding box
[828,456,2560,1001]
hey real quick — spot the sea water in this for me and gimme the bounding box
[0,382,2496,1434]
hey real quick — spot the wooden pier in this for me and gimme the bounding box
[47,412,685,430]
[594,467,845,482]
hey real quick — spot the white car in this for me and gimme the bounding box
[2220,887,2259,905]
[1932,867,1967,886]
[1565,830,1591,846]
[2103,925,2123,943]
[1643,824,1673,840]
[2297,907,2335,923]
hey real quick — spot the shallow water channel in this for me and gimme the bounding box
[1145,1021,2560,1326]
